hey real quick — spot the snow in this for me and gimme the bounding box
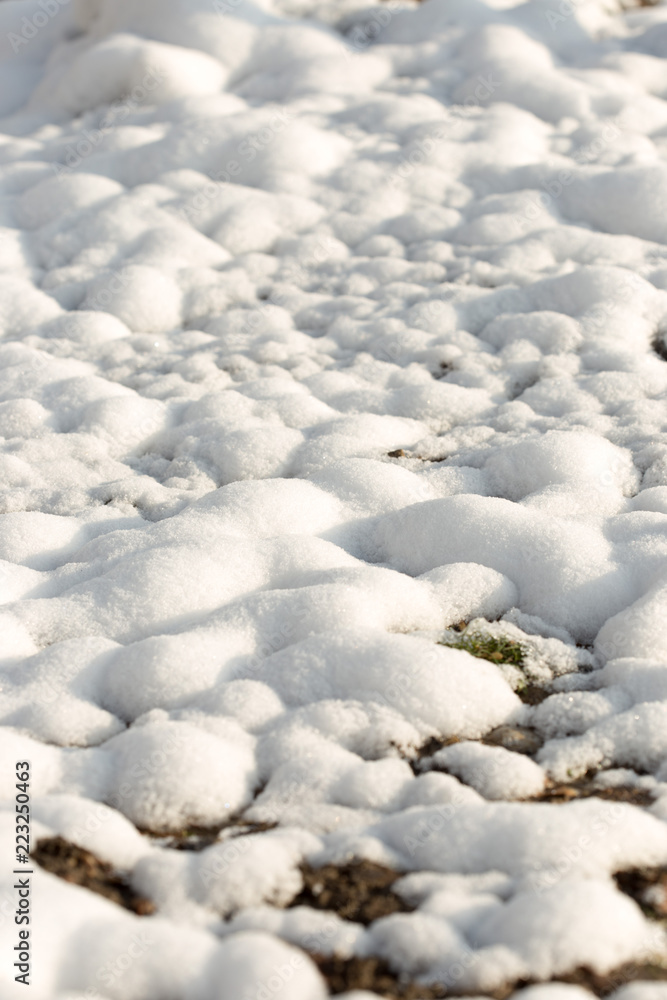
[2,0,667,995]
[421,741,546,801]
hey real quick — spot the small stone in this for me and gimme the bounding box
[483,724,543,756]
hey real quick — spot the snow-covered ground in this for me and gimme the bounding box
[2,0,667,996]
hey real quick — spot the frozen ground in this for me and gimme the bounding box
[2,0,667,996]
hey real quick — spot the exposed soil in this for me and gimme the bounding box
[289,860,412,925]
[311,954,446,998]
[288,852,666,1000]
[160,819,278,851]
[534,777,655,807]
[559,963,667,996]
[386,448,448,463]
[482,965,667,1000]
[516,683,551,706]
[450,621,468,632]
[158,823,225,851]
[615,866,667,919]
[409,734,461,765]
[314,957,667,999]
[409,724,545,777]
[32,836,155,915]
[652,332,667,362]
[226,820,279,838]
[35,832,655,998]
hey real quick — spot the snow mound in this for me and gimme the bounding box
[2,0,667,994]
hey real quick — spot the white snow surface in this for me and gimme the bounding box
[2,0,667,996]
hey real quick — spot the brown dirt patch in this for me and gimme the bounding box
[482,966,667,1000]
[615,867,667,919]
[653,332,667,362]
[410,734,461,764]
[517,684,551,706]
[311,958,667,999]
[559,963,667,996]
[622,0,660,8]
[296,860,666,999]
[311,954,446,998]
[32,836,155,915]
[290,860,412,925]
[161,819,278,851]
[534,778,655,806]
[386,448,448,462]
[410,725,544,776]
[159,824,224,851]
[226,820,279,838]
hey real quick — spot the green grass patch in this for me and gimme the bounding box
[439,630,525,666]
